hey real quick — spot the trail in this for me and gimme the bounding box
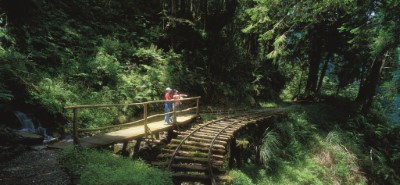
[0,148,71,185]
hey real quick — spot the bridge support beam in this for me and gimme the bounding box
[132,138,142,159]
[121,141,129,157]
[72,108,79,145]
[228,137,237,168]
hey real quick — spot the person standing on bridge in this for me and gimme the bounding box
[164,87,173,125]
[173,89,187,112]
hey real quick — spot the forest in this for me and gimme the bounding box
[0,0,399,184]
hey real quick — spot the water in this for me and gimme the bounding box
[389,95,400,124]
[14,111,57,142]
[14,111,36,132]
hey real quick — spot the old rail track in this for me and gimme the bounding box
[154,109,285,185]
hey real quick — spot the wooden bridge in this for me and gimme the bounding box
[50,97,201,148]
[50,97,286,184]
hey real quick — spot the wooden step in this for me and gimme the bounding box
[171,156,224,166]
[172,172,209,183]
[205,125,240,130]
[169,139,226,150]
[196,121,230,128]
[162,148,206,154]
[157,151,225,160]
[198,130,232,136]
[195,128,234,136]
[206,124,235,129]
[192,133,231,140]
[171,164,226,174]
[191,126,222,131]
[161,149,225,158]
[199,127,236,133]
[167,139,226,149]
[171,164,206,172]
[180,130,231,138]
[187,136,227,146]
[201,128,238,135]
[163,146,226,155]
[197,121,233,127]
[177,135,228,145]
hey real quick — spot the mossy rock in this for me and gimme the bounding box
[15,131,43,145]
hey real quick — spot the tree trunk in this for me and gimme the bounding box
[316,57,330,94]
[305,30,322,98]
[203,0,208,29]
[356,54,387,113]
[335,85,341,96]
[298,70,304,95]
[356,61,369,99]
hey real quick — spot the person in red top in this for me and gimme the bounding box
[173,90,187,112]
[164,87,172,124]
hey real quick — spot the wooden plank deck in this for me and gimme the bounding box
[49,114,198,149]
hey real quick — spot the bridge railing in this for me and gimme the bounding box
[64,96,201,144]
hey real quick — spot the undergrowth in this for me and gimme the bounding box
[59,146,172,185]
[229,102,400,185]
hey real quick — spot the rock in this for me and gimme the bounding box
[43,137,58,144]
[15,131,43,145]
[0,126,17,145]
[245,95,257,106]
[30,145,47,151]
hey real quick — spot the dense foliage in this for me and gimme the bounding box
[1,0,399,120]
[241,0,400,112]
[0,0,399,184]
[230,103,400,184]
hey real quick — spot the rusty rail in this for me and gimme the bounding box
[207,121,240,185]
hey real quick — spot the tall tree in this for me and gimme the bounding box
[242,0,354,98]
[349,0,400,112]
[242,0,399,111]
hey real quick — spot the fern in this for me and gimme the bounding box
[260,129,281,170]
[0,84,13,102]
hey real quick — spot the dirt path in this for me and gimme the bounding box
[0,147,71,185]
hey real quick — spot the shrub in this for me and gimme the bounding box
[236,105,371,185]
[59,146,173,185]
[228,170,254,185]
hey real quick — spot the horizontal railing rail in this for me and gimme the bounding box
[64,96,201,145]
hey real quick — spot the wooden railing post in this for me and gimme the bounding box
[173,101,177,124]
[196,97,200,115]
[143,103,148,138]
[72,108,79,145]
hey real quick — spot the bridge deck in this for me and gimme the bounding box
[49,114,197,149]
